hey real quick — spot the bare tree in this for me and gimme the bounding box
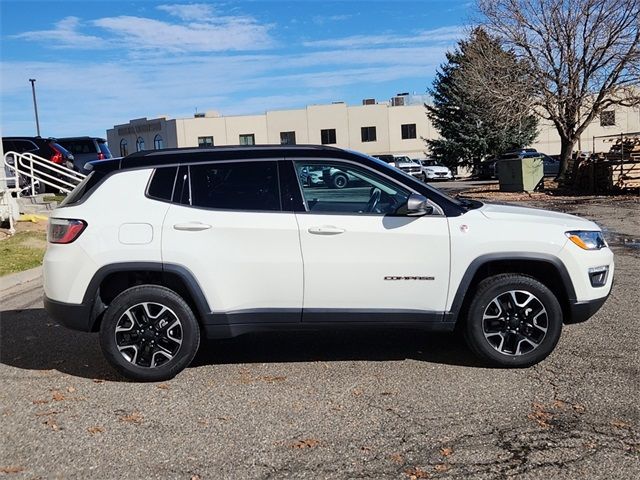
[478,0,640,179]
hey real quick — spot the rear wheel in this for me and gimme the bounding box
[463,274,562,367]
[331,173,348,189]
[99,285,200,381]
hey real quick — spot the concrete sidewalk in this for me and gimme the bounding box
[0,266,42,293]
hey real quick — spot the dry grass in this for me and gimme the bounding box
[0,231,47,276]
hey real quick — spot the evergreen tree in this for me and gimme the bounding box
[427,28,538,170]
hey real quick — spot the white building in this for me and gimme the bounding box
[107,94,640,161]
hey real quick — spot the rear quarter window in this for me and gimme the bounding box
[147,167,178,201]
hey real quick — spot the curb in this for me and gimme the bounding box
[0,266,43,292]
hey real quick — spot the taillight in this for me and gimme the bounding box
[97,152,105,160]
[51,144,64,164]
[48,218,87,244]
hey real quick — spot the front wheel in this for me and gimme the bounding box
[463,274,562,367]
[331,173,348,189]
[99,285,200,381]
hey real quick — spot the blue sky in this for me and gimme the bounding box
[1,0,472,138]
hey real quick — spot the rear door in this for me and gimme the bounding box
[161,159,303,323]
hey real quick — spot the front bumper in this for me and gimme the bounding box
[566,294,610,324]
[44,295,95,332]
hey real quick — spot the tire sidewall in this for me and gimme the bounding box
[99,285,200,381]
[465,276,563,367]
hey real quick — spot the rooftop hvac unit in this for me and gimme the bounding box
[391,96,406,107]
[194,112,205,118]
[362,98,376,105]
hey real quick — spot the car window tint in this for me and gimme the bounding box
[189,161,281,211]
[148,167,177,201]
[59,140,96,154]
[294,161,410,215]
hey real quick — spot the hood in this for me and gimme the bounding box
[424,166,450,173]
[479,203,599,230]
[397,162,420,168]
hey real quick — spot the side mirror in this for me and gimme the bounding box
[405,193,433,216]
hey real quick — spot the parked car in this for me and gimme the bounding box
[374,155,423,179]
[43,145,613,381]
[417,159,454,181]
[56,137,112,173]
[2,137,75,193]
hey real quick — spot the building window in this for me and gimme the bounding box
[239,134,255,146]
[600,110,615,127]
[320,129,337,145]
[280,131,296,145]
[361,126,377,143]
[136,137,145,152]
[401,123,417,139]
[120,139,128,157]
[198,136,214,148]
[154,134,164,150]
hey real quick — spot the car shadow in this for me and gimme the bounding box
[0,308,486,381]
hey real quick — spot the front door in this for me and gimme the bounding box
[292,159,450,322]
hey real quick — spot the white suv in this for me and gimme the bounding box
[43,146,614,381]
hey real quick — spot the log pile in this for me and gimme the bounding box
[573,135,640,193]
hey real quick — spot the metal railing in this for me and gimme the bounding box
[3,151,86,195]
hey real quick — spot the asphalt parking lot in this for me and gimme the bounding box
[1,195,638,479]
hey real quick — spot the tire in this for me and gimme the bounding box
[463,274,562,367]
[99,285,200,381]
[331,173,348,189]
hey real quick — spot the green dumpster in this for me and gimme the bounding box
[498,156,544,192]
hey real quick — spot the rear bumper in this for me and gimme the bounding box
[566,294,610,324]
[43,295,95,332]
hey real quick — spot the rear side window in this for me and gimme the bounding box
[189,161,281,211]
[147,167,177,201]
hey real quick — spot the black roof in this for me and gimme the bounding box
[57,136,107,142]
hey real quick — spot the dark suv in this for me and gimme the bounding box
[56,137,112,173]
[2,137,75,193]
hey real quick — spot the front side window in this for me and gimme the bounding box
[198,136,214,148]
[154,134,164,150]
[361,126,377,142]
[120,139,128,157]
[600,110,615,127]
[401,123,417,139]
[294,160,410,215]
[320,129,336,145]
[239,134,255,146]
[280,131,296,145]
[136,137,145,152]
[189,161,280,211]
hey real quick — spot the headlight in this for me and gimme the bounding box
[565,231,607,250]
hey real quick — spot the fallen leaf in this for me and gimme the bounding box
[440,446,454,457]
[434,463,450,473]
[92,379,105,384]
[390,453,404,464]
[119,411,143,424]
[157,383,170,390]
[528,403,553,428]
[43,418,60,431]
[611,419,630,429]
[352,388,363,397]
[404,466,430,479]
[190,475,202,480]
[572,403,586,413]
[551,399,567,409]
[66,386,76,393]
[87,426,105,435]
[0,466,25,474]
[51,390,65,402]
[291,438,320,449]
[32,399,49,405]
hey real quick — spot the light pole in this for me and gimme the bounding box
[29,78,40,136]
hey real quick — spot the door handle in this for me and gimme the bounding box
[308,225,345,235]
[173,222,212,231]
